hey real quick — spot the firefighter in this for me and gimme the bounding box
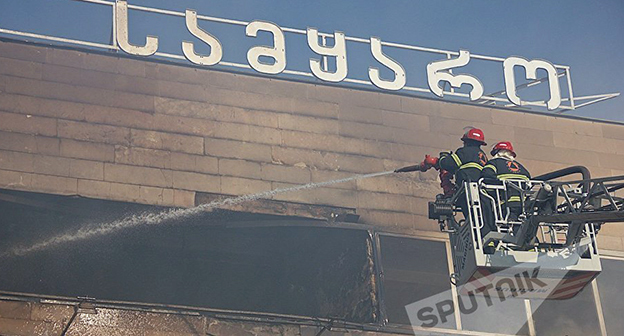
[481,141,531,236]
[395,127,488,207]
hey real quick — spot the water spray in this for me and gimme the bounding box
[1,170,396,258]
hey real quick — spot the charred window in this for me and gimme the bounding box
[0,189,377,323]
[378,235,455,328]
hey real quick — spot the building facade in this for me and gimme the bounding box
[0,39,623,335]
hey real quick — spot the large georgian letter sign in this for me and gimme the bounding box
[115,0,158,56]
[307,28,347,82]
[368,37,406,91]
[246,21,286,75]
[182,9,223,66]
[426,50,484,101]
[503,57,561,110]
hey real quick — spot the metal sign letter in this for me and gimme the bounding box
[427,50,484,101]
[182,9,223,66]
[368,37,406,91]
[115,0,158,56]
[503,57,561,110]
[246,21,286,75]
[307,28,347,82]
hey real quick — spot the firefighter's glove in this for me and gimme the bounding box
[423,155,439,170]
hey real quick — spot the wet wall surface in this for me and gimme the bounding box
[0,189,377,323]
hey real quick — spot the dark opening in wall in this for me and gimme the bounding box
[0,189,377,323]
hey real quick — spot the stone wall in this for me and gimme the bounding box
[0,40,623,249]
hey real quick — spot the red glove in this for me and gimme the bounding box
[423,155,439,169]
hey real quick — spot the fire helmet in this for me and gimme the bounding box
[491,141,516,157]
[461,127,486,145]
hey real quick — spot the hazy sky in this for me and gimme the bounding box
[1,0,622,121]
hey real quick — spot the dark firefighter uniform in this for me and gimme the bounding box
[482,157,531,209]
[438,143,488,188]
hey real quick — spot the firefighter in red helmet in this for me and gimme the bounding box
[395,127,488,197]
[481,141,531,238]
[437,127,488,188]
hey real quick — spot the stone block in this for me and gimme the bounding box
[104,163,173,188]
[381,110,430,131]
[0,169,33,190]
[138,186,175,206]
[30,173,78,194]
[60,139,115,162]
[45,48,86,69]
[172,170,220,193]
[69,159,105,180]
[58,120,130,145]
[290,98,339,119]
[115,146,171,169]
[77,179,111,199]
[42,63,118,91]
[400,95,441,115]
[553,132,614,153]
[221,176,271,196]
[114,73,160,96]
[205,138,272,163]
[0,150,34,172]
[270,181,357,208]
[602,123,624,140]
[175,189,196,207]
[0,131,59,155]
[599,153,624,170]
[357,191,415,213]
[278,113,339,135]
[169,152,218,175]
[378,91,403,112]
[439,103,493,123]
[260,163,311,184]
[338,120,394,142]
[131,129,204,155]
[36,136,61,156]
[206,120,281,145]
[491,110,546,131]
[0,40,47,63]
[158,80,208,102]
[0,111,57,137]
[545,117,604,137]
[33,155,70,177]
[0,56,42,79]
[5,75,154,112]
[0,301,31,320]
[271,146,385,174]
[0,93,85,121]
[109,181,142,201]
[218,158,262,179]
[513,127,555,147]
[338,104,383,124]
[280,130,350,155]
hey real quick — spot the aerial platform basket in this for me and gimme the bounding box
[429,169,624,300]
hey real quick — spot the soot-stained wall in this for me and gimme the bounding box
[0,39,623,250]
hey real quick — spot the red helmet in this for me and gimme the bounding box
[461,127,486,145]
[491,141,516,157]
